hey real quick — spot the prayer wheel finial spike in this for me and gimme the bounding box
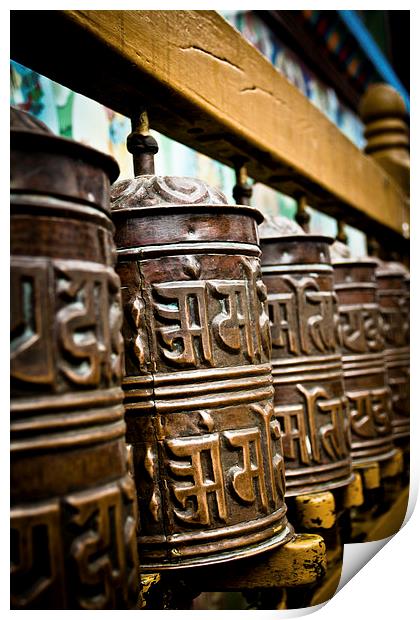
[336,219,348,245]
[295,194,310,232]
[127,110,159,176]
[359,83,409,194]
[233,160,253,206]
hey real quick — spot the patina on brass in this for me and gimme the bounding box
[259,219,353,497]
[10,107,139,609]
[111,173,294,570]
[332,249,396,465]
[376,261,410,443]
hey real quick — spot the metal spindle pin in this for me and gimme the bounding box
[127,110,159,176]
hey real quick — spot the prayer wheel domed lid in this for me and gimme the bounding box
[111,174,264,222]
[330,241,381,268]
[376,260,409,277]
[259,215,333,244]
[11,106,120,186]
[259,215,304,239]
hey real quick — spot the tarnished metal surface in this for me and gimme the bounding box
[259,221,353,497]
[10,107,139,609]
[332,255,395,464]
[376,261,410,442]
[111,175,294,569]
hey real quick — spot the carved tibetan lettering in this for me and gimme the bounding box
[211,280,254,358]
[275,404,310,464]
[153,281,213,367]
[389,374,409,416]
[11,502,64,609]
[66,483,132,610]
[268,293,299,354]
[56,263,123,387]
[224,427,268,511]
[382,308,405,347]
[271,276,337,355]
[256,278,272,361]
[250,402,284,506]
[11,258,54,385]
[166,433,227,525]
[347,388,392,438]
[303,286,336,353]
[269,417,287,502]
[340,305,382,352]
[317,396,349,461]
[297,384,347,463]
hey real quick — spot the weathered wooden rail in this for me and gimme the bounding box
[11,10,409,251]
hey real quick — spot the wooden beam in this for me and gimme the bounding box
[10,10,409,242]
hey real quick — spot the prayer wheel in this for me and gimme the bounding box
[376,262,410,443]
[259,219,353,496]
[332,250,395,465]
[10,108,139,609]
[110,174,294,569]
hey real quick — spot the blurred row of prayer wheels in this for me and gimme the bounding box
[10,82,409,610]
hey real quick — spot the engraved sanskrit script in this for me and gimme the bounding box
[339,304,383,353]
[275,384,349,464]
[152,277,270,368]
[165,404,286,526]
[268,276,338,356]
[11,258,123,391]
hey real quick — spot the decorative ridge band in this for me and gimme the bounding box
[117,241,261,259]
[262,263,333,273]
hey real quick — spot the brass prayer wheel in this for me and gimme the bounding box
[11,108,139,609]
[259,220,353,496]
[376,261,410,443]
[332,252,395,465]
[110,175,294,569]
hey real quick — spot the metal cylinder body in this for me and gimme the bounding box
[111,175,294,570]
[260,234,353,496]
[11,108,139,609]
[376,262,410,442]
[333,260,395,464]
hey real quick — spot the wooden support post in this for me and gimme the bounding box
[295,492,336,530]
[360,83,410,196]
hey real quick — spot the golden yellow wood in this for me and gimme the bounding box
[343,471,364,508]
[381,448,404,479]
[357,462,381,490]
[295,492,336,529]
[10,10,409,240]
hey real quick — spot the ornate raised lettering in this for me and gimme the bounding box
[268,293,299,354]
[274,404,310,464]
[297,384,348,463]
[11,502,64,609]
[166,433,227,525]
[224,427,268,511]
[268,276,338,356]
[153,281,213,367]
[340,305,382,352]
[211,280,254,358]
[11,258,54,385]
[66,481,135,610]
[347,388,392,438]
[56,264,123,387]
